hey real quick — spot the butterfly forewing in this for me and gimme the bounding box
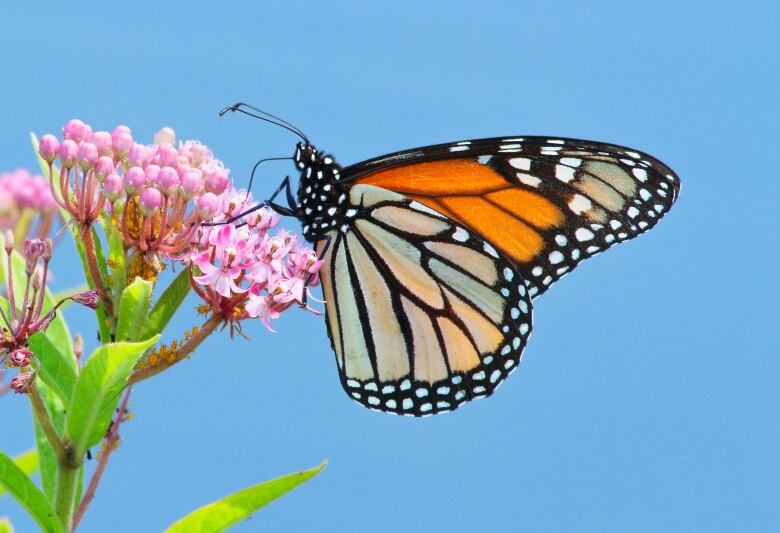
[317,185,533,416]
[345,136,680,298]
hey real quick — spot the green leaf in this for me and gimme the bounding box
[29,332,78,406]
[0,451,63,533]
[141,268,191,340]
[165,461,326,533]
[32,381,66,505]
[0,450,39,499]
[0,516,14,533]
[116,277,153,342]
[65,337,159,456]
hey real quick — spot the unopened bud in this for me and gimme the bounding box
[71,289,100,309]
[73,334,84,359]
[4,230,14,253]
[10,371,35,394]
[38,134,60,163]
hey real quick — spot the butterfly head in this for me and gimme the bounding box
[293,142,345,242]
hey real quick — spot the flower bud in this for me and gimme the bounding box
[10,371,35,394]
[128,143,150,168]
[112,127,133,157]
[92,131,113,156]
[38,134,60,163]
[62,119,90,143]
[204,169,228,195]
[4,230,14,253]
[95,156,115,178]
[73,333,84,359]
[71,289,100,309]
[196,192,220,220]
[144,164,161,185]
[24,238,46,274]
[156,144,179,167]
[78,142,99,170]
[103,172,124,201]
[188,143,210,166]
[124,166,146,194]
[112,125,131,142]
[157,166,180,196]
[180,169,203,199]
[154,127,176,145]
[9,347,31,367]
[139,187,163,216]
[58,139,79,169]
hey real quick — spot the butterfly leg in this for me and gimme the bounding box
[202,176,297,227]
[265,175,297,216]
[299,232,332,308]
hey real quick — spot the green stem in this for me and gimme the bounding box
[55,462,78,531]
[128,315,221,385]
[28,383,67,464]
[83,226,113,317]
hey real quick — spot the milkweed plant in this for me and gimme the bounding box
[0,120,325,533]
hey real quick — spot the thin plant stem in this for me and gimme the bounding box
[128,314,221,385]
[82,226,113,316]
[28,382,68,465]
[71,387,132,532]
[6,250,17,323]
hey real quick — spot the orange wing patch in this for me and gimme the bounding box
[484,188,563,229]
[355,159,564,264]
[357,159,509,195]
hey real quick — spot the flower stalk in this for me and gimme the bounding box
[128,314,221,385]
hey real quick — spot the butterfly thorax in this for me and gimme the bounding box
[294,142,346,241]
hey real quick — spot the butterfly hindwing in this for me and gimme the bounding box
[345,136,680,298]
[317,185,533,416]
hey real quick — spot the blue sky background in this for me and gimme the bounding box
[1,2,778,531]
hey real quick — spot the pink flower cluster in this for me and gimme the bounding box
[0,169,58,233]
[0,168,58,239]
[186,193,323,331]
[38,120,231,263]
[36,118,324,331]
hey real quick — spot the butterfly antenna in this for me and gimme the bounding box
[219,102,310,144]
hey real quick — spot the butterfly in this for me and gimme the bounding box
[221,103,681,417]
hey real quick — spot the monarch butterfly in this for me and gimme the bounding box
[221,103,680,417]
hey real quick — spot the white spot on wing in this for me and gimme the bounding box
[509,157,532,170]
[453,227,469,242]
[632,168,648,181]
[568,194,592,215]
[575,228,594,241]
[409,201,445,218]
[556,164,576,182]
[518,174,542,187]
